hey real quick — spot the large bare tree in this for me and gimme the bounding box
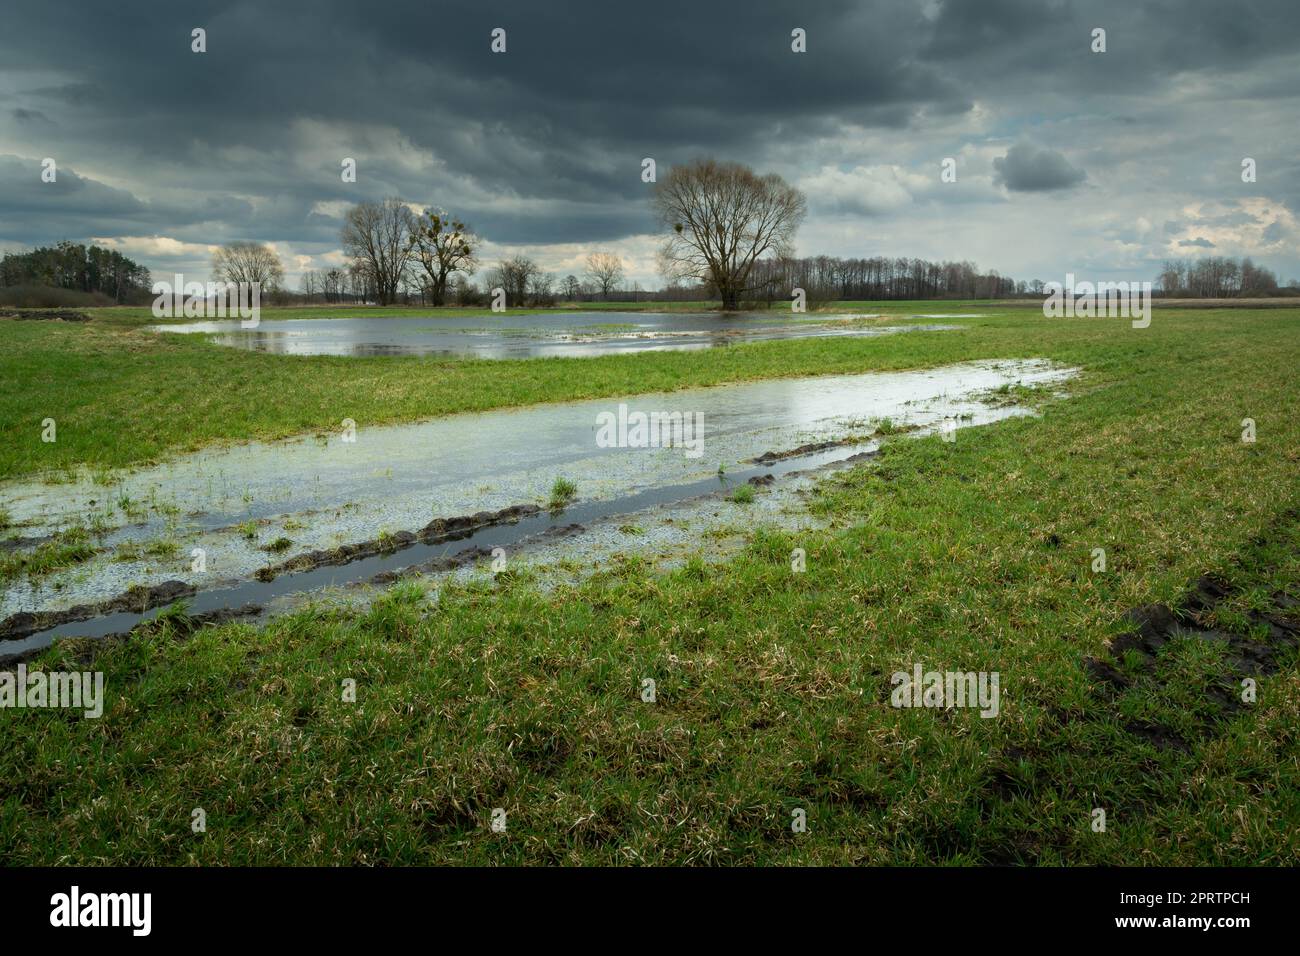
[410,208,478,306]
[340,198,417,305]
[653,159,806,310]
[211,241,284,292]
[584,252,625,299]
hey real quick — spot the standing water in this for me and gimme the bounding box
[0,359,1075,656]
[148,311,954,358]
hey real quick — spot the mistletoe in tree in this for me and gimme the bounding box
[410,208,478,305]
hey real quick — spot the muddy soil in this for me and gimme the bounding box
[1,309,91,321]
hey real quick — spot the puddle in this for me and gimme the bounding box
[148,311,953,358]
[1,359,1076,657]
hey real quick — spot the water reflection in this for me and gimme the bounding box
[151,311,953,358]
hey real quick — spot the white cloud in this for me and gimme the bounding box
[91,235,217,259]
[799,165,920,216]
[477,233,663,286]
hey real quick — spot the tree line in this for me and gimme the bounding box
[0,241,152,303]
[1157,256,1295,298]
[747,255,1018,303]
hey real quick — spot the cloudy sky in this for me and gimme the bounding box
[1,0,1297,289]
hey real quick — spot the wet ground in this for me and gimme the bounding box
[0,359,1076,658]
[149,311,955,358]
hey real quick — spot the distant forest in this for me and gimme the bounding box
[0,241,152,305]
[740,254,1298,304]
[1156,256,1292,298]
[745,256,1019,303]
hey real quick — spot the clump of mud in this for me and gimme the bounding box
[751,426,914,465]
[0,309,91,322]
[752,439,852,464]
[255,503,543,582]
[0,579,196,643]
[1081,571,1300,752]
[0,602,263,668]
[1089,574,1299,693]
[940,520,1300,864]
[369,546,493,585]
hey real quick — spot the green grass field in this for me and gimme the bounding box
[1,304,1298,864]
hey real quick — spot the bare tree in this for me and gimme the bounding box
[410,208,478,306]
[452,274,482,306]
[529,270,556,307]
[346,261,373,302]
[323,267,343,303]
[562,274,582,300]
[340,199,417,305]
[211,241,284,292]
[485,255,541,306]
[584,252,625,299]
[653,158,806,310]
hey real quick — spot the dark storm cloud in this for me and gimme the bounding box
[0,0,1297,277]
[0,156,146,216]
[0,0,962,252]
[992,144,1086,192]
[923,0,1300,89]
[0,154,258,249]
